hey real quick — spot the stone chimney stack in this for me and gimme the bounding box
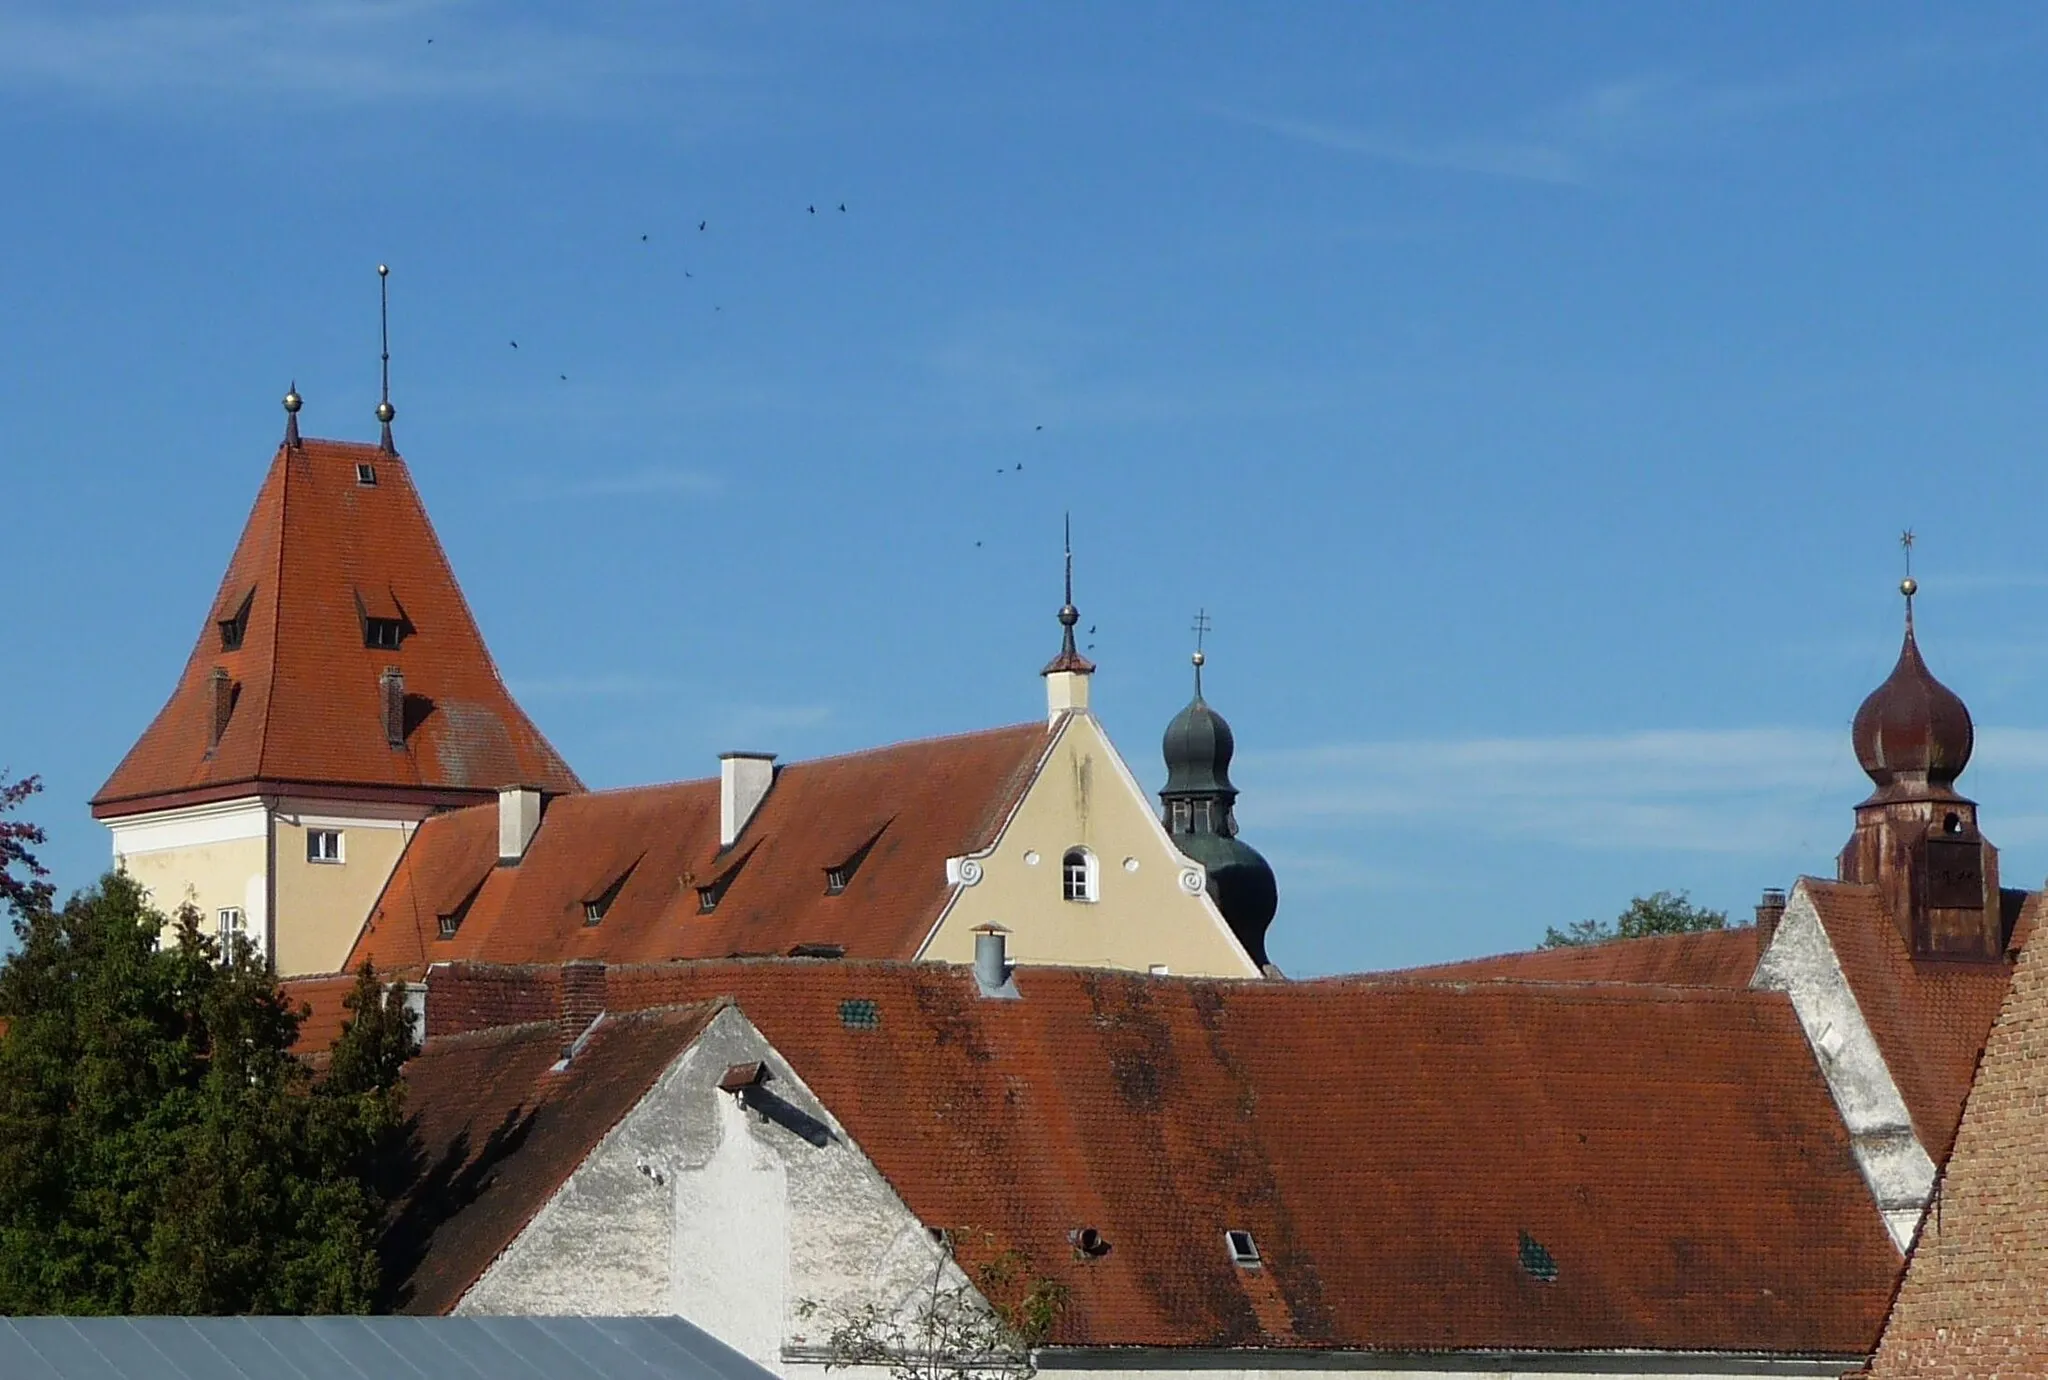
[1754,888,1787,951]
[720,752,776,848]
[381,667,405,748]
[498,786,543,864]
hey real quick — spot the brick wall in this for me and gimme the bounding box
[1866,920,2048,1375]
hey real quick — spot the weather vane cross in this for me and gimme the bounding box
[1901,528,1915,580]
[1191,608,1212,653]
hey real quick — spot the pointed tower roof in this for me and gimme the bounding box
[93,425,581,819]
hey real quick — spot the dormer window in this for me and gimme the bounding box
[1062,848,1098,903]
[356,462,378,486]
[365,618,403,650]
[697,879,727,914]
[824,828,885,896]
[218,589,254,652]
[438,877,484,940]
[583,862,636,926]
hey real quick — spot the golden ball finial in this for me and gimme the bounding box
[376,400,396,424]
[1191,649,1206,668]
[377,263,389,278]
[1901,577,1919,599]
[283,386,302,413]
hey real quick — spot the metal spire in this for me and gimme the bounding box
[376,264,397,453]
[1900,528,1918,635]
[1190,608,1211,699]
[282,381,302,449]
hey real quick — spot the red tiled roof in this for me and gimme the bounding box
[1865,916,2048,1375]
[406,960,1898,1354]
[93,438,580,817]
[348,723,1049,972]
[1390,927,1761,989]
[386,1004,721,1315]
[285,973,365,1056]
[1802,879,2014,1163]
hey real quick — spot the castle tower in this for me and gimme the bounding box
[1836,574,2006,960]
[91,390,580,973]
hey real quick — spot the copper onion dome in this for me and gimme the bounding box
[1852,582,1973,793]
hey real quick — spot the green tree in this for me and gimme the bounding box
[0,871,415,1313]
[1541,889,1733,949]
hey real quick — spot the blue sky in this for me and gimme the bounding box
[8,2,2048,975]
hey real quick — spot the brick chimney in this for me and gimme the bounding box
[381,667,405,748]
[1754,888,1787,952]
[207,668,234,754]
[559,959,607,1054]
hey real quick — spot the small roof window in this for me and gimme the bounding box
[582,860,637,926]
[356,462,378,486]
[825,825,886,896]
[1518,1230,1558,1283]
[218,588,254,652]
[1225,1230,1260,1266]
[839,998,880,1031]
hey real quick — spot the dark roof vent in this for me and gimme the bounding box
[719,1062,766,1093]
[839,998,880,1031]
[1069,1227,1110,1258]
[788,943,845,959]
[1518,1230,1558,1283]
[1225,1230,1260,1267]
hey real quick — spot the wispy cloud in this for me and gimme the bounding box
[1241,722,2048,859]
[510,467,722,501]
[1221,33,2033,187]
[1217,109,1584,186]
[1241,728,1847,855]
[0,0,690,111]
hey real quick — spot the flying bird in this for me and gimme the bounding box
[1087,625,1096,635]
[839,203,847,212]
[1034,424,1043,431]
[699,221,707,231]
[641,234,649,241]
[808,205,816,214]
[509,341,518,349]
[1015,463,1023,471]
[975,541,983,548]
[559,374,568,381]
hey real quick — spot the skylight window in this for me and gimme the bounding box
[838,998,880,1031]
[356,462,378,486]
[1225,1230,1260,1267]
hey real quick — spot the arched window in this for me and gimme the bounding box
[1062,848,1098,903]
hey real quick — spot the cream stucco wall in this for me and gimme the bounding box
[921,712,1258,979]
[109,797,270,954]
[272,814,414,977]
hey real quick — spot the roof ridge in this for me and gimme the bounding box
[253,443,290,781]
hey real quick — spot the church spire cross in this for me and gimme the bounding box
[1191,608,1211,698]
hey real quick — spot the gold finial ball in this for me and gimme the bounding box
[283,388,302,413]
[376,401,396,424]
[1901,577,1919,598]
[377,264,389,278]
[1191,649,1206,668]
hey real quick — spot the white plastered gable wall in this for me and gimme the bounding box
[1750,880,1934,1250]
[921,709,1260,979]
[455,1006,988,1378]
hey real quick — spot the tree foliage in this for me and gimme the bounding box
[800,1228,1070,1380]
[0,870,416,1314]
[0,772,51,919]
[1542,889,1732,949]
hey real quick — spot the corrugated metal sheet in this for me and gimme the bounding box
[0,1316,777,1380]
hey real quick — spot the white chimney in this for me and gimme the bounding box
[498,785,543,864]
[720,752,777,847]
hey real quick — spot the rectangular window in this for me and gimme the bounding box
[365,618,403,650]
[216,907,246,943]
[356,462,378,486]
[307,829,343,864]
[1193,800,1213,832]
[438,912,460,940]
[1170,800,1191,832]
[825,865,850,895]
